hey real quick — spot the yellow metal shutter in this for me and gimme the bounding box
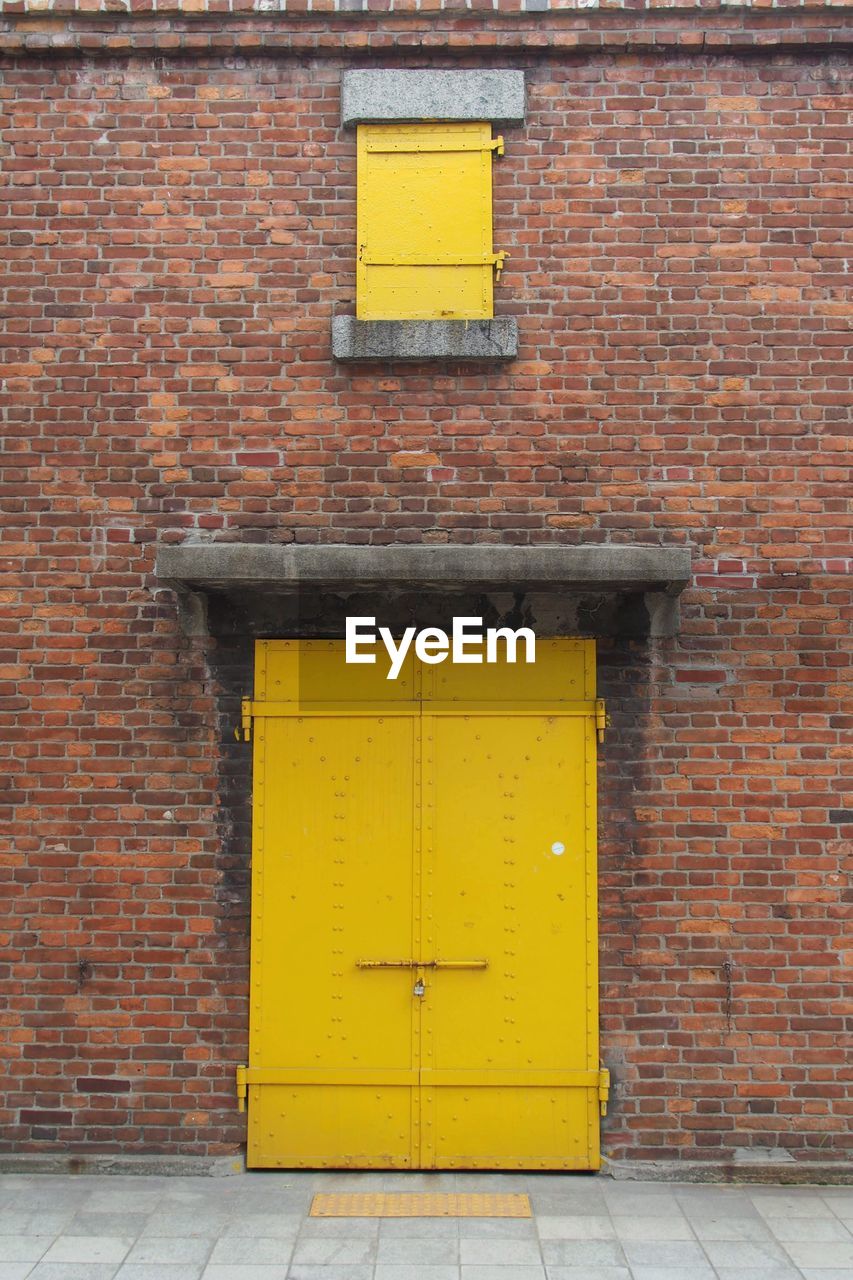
[356,122,505,322]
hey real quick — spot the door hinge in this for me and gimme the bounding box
[595,698,609,744]
[237,698,252,743]
[236,1064,248,1112]
[598,1067,611,1117]
[490,135,505,157]
[492,251,509,282]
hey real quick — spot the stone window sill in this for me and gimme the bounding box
[331,316,518,363]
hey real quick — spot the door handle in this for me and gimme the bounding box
[356,959,488,970]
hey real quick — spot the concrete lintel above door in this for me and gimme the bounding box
[156,542,690,598]
[156,542,691,639]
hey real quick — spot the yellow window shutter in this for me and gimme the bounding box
[356,122,505,322]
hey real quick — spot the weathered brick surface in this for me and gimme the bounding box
[0,19,850,1162]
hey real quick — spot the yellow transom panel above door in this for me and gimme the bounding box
[241,638,606,1169]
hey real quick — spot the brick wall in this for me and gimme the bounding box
[1,6,850,1162]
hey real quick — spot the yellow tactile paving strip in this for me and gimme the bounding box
[310,1192,532,1218]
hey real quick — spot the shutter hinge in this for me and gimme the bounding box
[490,135,505,157]
[598,1067,611,1117]
[237,698,252,743]
[492,251,509,282]
[236,1064,248,1112]
[595,698,609,744]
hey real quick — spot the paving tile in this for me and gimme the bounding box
[602,1193,683,1218]
[603,1183,676,1195]
[702,1238,795,1269]
[459,1238,542,1265]
[5,1195,86,1216]
[783,1242,853,1269]
[676,1187,758,1203]
[456,1222,537,1240]
[377,1237,459,1263]
[311,1173,388,1192]
[713,1270,802,1280]
[375,1267,461,1280]
[629,1268,714,1280]
[229,1196,312,1218]
[544,1268,630,1280]
[766,1217,852,1243]
[286,1268,373,1280]
[0,1238,53,1263]
[124,1238,213,1264]
[28,1266,121,1280]
[0,1265,37,1280]
[528,1176,594,1193]
[540,1241,626,1267]
[140,1214,229,1238]
[42,1240,132,1266]
[681,1199,764,1222]
[79,1195,160,1211]
[750,1193,836,1220]
[0,1217,76,1238]
[220,1216,302,1240]
[297,1220,379,1239]
[800,1270,853,1280]
[621,1241,710,1268]
[202,1267,289,1280]
[210,1238,295,1265]
[689,1215,774,1241]
[379,1220,459,1239]
[66,1219,147,1241]
[821,1192,853,1213]
[453,1176,530,1194]
[290,1238,375,1265]
[530,1194,608,1218]
[537,1217,614,1240]
[460,1268,545,1280]
[383,1174,459,1193]
[610,1217,694,1243]
[114,1267,204,1280]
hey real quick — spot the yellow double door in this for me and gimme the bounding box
[242,638,606,1169]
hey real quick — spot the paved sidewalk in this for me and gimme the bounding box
[0,1171,851,1280]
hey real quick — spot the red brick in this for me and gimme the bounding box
[0,18,849,1170]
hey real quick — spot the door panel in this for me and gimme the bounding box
[247,644,419,1167]
[429,1085,596,1171]
[421,647,600,1169]
[245,638,602,1169]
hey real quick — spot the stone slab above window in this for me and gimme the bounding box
[341,70,526,128]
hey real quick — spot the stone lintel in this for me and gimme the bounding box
[332,316,518,363]
[156,543,692,598]
[341,69,526,127]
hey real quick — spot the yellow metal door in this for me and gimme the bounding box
[244,642,421,1167]
[421,641,603,1169]
[242,638,604,1169]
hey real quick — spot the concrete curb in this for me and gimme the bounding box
[1,1152,849,1184]
[603,1158,853,1186]
[0,1153,246,1177]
